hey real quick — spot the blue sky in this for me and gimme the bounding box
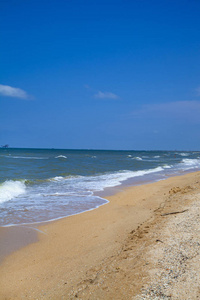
[1,0,200,150]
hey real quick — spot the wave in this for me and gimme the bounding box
[133,157,143,161]
[0,180,26,203]
[42,191,93,197]
[49,176,65,181]
[48,166,164,193]
[163,164,172,169]
[55,155,67,159]
[179,153,190,157]
[1,157,199,207]
[5,155,47,160]
[179,158,200,169]
[39,159,200,196]
[48,175,82,182]
[129,166,164,177]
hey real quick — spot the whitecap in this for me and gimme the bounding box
[180,158,200,168]
[49,176,65,182]
[0,180,26,203]
[55,155,67,159]
[74,167,164,192]
[163,165,172,169]
[180,153,189,157]
[5,156,47,159]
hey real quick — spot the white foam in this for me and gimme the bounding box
[46,167,165,197]
[180,153,189,157]
[133,157,143,161]
[55,155,67,159]
[0,180,26,203]
[49,176,65,181]
[5,155,47,159]
[70,167,164,192]
[180,158,200,169]
[163,165,172,169]
[131,166,164,177]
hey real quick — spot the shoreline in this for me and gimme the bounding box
[0,169,192,262]
[1,171,200,299]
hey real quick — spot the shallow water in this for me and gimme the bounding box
[1,148,200,226]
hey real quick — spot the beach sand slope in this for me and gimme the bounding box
[1,172,200,299]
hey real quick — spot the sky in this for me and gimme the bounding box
[0,0,200,150]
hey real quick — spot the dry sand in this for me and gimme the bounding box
[1,171,200,299]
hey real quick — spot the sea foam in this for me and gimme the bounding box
[55,155,67,159]
[133,157,143,161]
[180,158,200,169]
[0,180,26,203]
[180,153,189,157]
[1,148,200,227]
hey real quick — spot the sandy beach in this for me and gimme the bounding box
[1,171,200,299]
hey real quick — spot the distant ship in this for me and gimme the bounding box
[1,144,9,148]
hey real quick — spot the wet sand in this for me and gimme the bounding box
[1,171,200,299]
[0,225,38,263]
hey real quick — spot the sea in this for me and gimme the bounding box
[0,148,200,227]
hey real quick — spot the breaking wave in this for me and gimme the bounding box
[0,180,26,203]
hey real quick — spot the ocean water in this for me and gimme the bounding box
[0,148,200,226]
